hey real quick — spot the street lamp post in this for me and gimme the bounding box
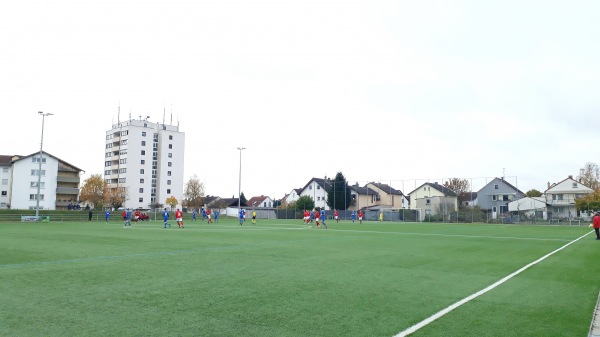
[36,111,54,218]
[237,147,246,213]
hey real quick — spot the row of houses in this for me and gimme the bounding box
[1,149,593,222]
[225,175,593,221]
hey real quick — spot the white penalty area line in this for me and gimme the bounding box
[393,230,594,337]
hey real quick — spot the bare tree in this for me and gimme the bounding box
[577,162,600,191]
[184,175,205,211]
[104,186,128,210]
[444,178,471,204]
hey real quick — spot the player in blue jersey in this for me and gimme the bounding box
[162,208,170,228]
[105,210,110,223]
[124,209,131,227]
[320,209,327,229]
[351,211,356,223]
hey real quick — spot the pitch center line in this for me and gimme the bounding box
[393,230,594,337]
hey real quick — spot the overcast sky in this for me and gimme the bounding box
[1,0,599,200]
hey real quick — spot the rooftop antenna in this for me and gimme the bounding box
[117,102,120,123]
[170,104,173,125]
[163,106,166,125]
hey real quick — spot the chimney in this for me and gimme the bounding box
[547,182,550,189]
[568,175,573,179]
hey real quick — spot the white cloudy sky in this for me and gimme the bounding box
[1,0,599,200]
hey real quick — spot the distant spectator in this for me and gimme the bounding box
[593,212,600,240]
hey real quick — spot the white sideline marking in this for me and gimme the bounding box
[394,230,594,337]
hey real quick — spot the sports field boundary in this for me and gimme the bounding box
[589,291,600,337]
[394,230,594,337]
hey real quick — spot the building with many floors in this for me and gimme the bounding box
[0,152,83,210]
[104,118,185,210]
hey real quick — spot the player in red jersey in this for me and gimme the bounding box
[334,209,339,223]
[314,209,321,228]
[175,208,184,228]
[358,210,364,224]
[134,209,141,222]
[206,209,212,223]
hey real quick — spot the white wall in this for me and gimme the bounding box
[11,154,58,210]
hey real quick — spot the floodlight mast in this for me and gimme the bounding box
[237,147,246,212]
[36,111,54,218]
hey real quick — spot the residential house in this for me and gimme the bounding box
[508,196,548,221]
[0,155,13,209]
[407,182,458,221]
[205,196,247,218]
[348,183,380,211]
[9,151,83,210]
[299,178,332,210]
[460,192,478,207]
[283,188,302,205]
[366,182,408,209]
[474,177,525,218]
[247,195,274,208]
[544,175,593,220]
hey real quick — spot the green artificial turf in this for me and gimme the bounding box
[0,220,597,336]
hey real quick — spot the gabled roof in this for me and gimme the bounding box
[407,182,458,197]
[480,177,525,194]
[544,176,593,193]
[301,177,332,193]
[12,151,84,172]
[204,195,220,206]
[463,192,478,201]
[368,182,404,195]
[207,197,246,207]
[428,182,458,196]
[0,155,13,166]
[247,195,269,207]
[349,184,379,195]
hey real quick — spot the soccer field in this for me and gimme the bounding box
[0,219,597,337]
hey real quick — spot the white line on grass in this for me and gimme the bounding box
[130,224,569,240]
[393,230,594,337]
[330,228,574,242]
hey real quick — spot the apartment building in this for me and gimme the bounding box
[6,152,83,210]
[104,118,185,210]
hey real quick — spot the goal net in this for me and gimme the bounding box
[377,208,421,222]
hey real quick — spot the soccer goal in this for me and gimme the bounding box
[378,208,421,222]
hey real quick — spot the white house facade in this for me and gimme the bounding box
[544,176,593,219]
[508,196,548,220]
[9,152,82,210]
[0,155,12,209]
[299,178,331,210]
[407,182,458,221]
